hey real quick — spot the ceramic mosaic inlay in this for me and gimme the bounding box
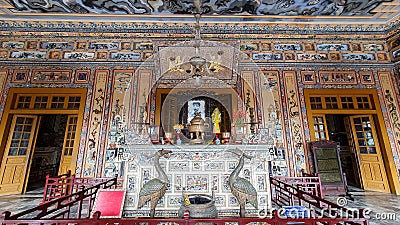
[252,53,282,61]
[257,70,288,175]
[89,42,119,50]
[359,71,375,85]
[274,44,302,51]
[74,70,90,84]
[343,53,375,60]
[393,49,400,59]
[110,52,141,60]
[11,70,28,83]
[297,53,328,61]
[135,70,152,132]
[379,72,400,167]
[64,52,95,60]
[0,37,390,64]
[123,146,272,216]
[31,70,72,84]
[0,71,7,123]
[319,71,357,84]
[2,41,24,49]
[83,70,108,177]
[317,44,349,51]
[40,42,74,50]
[301,71,316,85]
[363,44,384,51]
[10,51,46,59]
[0,4,398,205]
[284,71,306,174]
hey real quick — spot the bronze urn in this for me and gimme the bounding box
[188,113,205,144]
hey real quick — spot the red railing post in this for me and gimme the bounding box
[1,211,11,220]
[77,186,85,219]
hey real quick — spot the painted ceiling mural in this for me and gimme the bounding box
[6,0,394,16]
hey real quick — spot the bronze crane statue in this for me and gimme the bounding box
[137,149,172,218]
[228,148,258,217]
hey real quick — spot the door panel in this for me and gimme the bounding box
[311,115,328,141]
[347,115,390,192]
[58,115,78,175]
[0,115,39,195]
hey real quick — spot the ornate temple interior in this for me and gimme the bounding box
[0,0,399,219]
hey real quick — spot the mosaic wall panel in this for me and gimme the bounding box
[11,70,28,83]
[0,40,153,62]
[359,71,375,85]
[83,70,109,177]
[31,70,72,84]
[378,72,400,172]
[240,71,257,137]
[135,70,153,133]
[0,70,7,123]
[319,71,357,84]
[257,70,288,175]
[1,40,390,64]
[300,71,316,85]
[283,71,306,175]
[0,38,391,64]
[74,70,90,84]
[104,70,135,177]
[10,51,46,59]
[122,147,272,217]
[239,40,389,63]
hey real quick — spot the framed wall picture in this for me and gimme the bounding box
[300,71,316,84]
[359,71,374,85]
[188,100,205,123]
[75,70,90,84]
[148,125,160,143]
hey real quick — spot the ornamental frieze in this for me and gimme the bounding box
[0,37,393,63]
[0,20,399,34]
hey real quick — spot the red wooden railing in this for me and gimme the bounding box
[274,171,323,198]
[0,175,368,225]
[42,171,121,204]
[0,214,369,225]
[42,170,72,203]
[270,176,368,224]
[2,175,117,222]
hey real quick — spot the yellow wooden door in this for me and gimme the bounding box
[58,115,78,175]
[347,115,390,192]
[0,115,39,195]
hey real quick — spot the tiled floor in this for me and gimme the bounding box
[325,187,400,225]
[0,188,43,215]
[0,187,399,224]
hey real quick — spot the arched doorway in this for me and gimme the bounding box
[156,88,236,144]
